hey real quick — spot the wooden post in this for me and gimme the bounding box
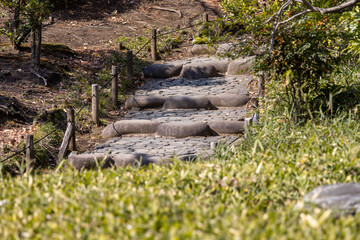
[202,13,209,36]
[26,135,35,173]
[119,42,125,50]
[111,66,118,107]
[67,108,76,151]
[34,23,42,67]
[203,13,209,23]
[258,74,265,98]
[127,50,133,84]
[58,123,74,163]
[151,28,157,61]
[92,84,100,126]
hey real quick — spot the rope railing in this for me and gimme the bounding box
[132,18,207,60]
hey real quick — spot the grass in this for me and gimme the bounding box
[0,108,359,239]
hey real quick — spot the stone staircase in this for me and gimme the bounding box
[68,50,256,170]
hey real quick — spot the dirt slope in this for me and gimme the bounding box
[44,0,221,50]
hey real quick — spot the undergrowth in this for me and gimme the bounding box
[2,122,63,175]
[0,110,359,239]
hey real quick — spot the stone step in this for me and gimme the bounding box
[125,94,251,110]
[68,136,237,170]
[123,107,247,123]
[142,56,254,79]
[101,120,245,139]
[135,75,252,97]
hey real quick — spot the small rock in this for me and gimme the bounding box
[216,43,235,55]
[190,44,216,56]
[303,183,360,213]
[226,56,255,75]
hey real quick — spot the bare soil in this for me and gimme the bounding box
[0,0,223,157]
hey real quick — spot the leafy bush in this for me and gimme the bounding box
[260,14,349,120]
[221,0,357,121]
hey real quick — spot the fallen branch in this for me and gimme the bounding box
[34,73,47,86]
[269,0,293,55]
[149,6,183,18]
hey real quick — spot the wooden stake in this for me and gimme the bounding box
[202,13,209,36]
[203,13,209,23]
[151,28,157,61]
[34,23,42,67]
[58,123,74,163]
[258,75,265,98]
[127,50,133,84]
[26,135,34,173]
[67,108,76,151]
[111,66,118,107]
[92,84,100,126]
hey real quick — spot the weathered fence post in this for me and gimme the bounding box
[127,50,133,84]
[258,73,265,98]
[67,108,76,151]
[92,84,100,126]
[151,28,157,61]
[119,42,125,50]
[111,65,118,107]
[203,13,209,24]
[58,122,74,163]
[26,135,34,173]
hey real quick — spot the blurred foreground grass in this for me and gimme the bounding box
[0,112,359,239]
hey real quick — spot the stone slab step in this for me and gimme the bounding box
[101,120,161,139]
[123,107,247,122]
[102,120,245,139]
[68,136,236,170]
[142,56,254,79]
[135,75,252,97]
[125,94,250,110]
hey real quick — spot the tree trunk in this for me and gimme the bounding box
[12,1,21,50]
[34,23,42,67]
[31,23,42,67]
[31,29,36,61]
